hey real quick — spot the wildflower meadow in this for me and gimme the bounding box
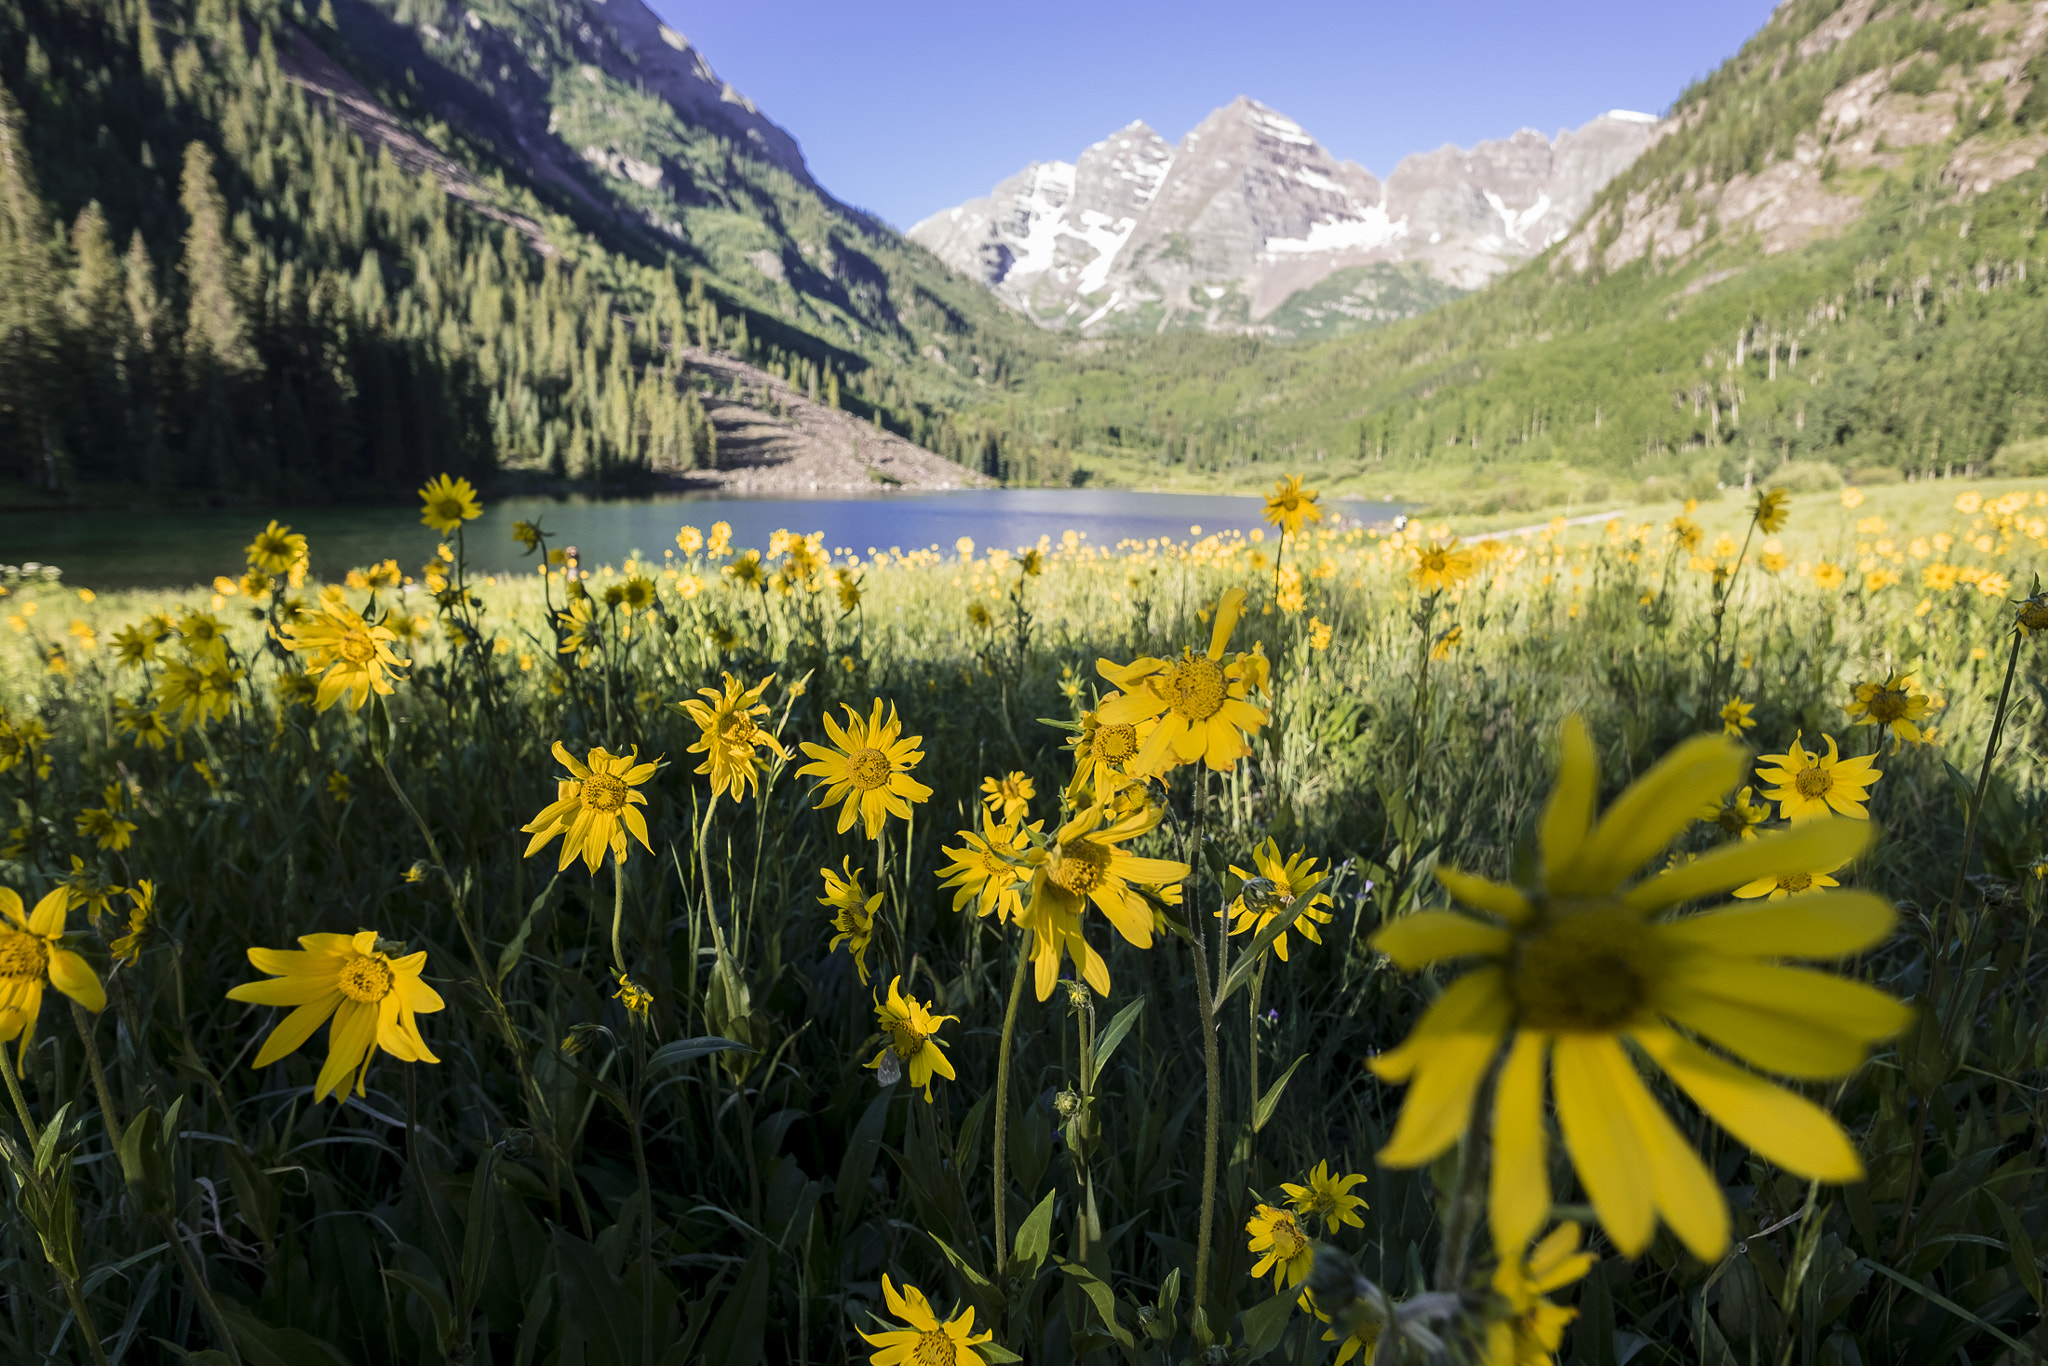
[2,474,2048,1364]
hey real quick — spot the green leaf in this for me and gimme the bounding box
[496,871,559,981]
[928,1230,998,1296]
[1215,899,1315,1009]
[382,1269,459,1354]
[1989,1191,2044,1311]
[953,1089,991,1175]
[647,1036,753,1071]
[1011,1188,1057,1276]
[1060,1264,1135,1348]
[1237,1287,1297,1359]
[1091,996,1145,1076]
[696,1243,770,1366]
[1859,1257,2036,1358]
[1253,1054,1309,1134]
[836,1089,893,1243]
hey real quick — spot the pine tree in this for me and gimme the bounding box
[179,141,256,375]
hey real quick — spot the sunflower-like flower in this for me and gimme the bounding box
[796,699,933,839]
[980,771,1035,823]
[1734,861,1846,900]
[1718,696,1755,736]
[1409,540,1475,593]
[177,610,231,665]
[521,742,659,872]
[1486,1223,1597,1366]
[1698,785,1768,841]
[1369,717,1909,1262]
[154,659,241,730]
[859,1276,994,1366]
[1282,1160,1368,1232]
[107,880,155,966]
[225,930,443,1102]
[1226,839,1336,962]
[110,621,162,667]
[724,550,769,592]
[0,886,106,1070]
[822,858,881,983]
[936,811,1033,923]
[76,803,136,852]
[1015,803,1187,999]
[1097,588,1267,775]
[557,597,599,664]
[612,972,653,1020]
[1755,732,1881,822]
[1064,707,1150,799]
[1246,1202,1315,1292]
[512,520,544,552]
[114,701,172,750]
[1844,674,1930,745]
[1264,474,1323,538]
[677,673,788,804]
[1752,487,1791,534]
[866,977,956,1101]
[278,601,410,712]
[2018,592,2048,635]
[245,520,309,576]
[418,473,481,535]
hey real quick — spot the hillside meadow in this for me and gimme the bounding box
[0,475,2046,1363]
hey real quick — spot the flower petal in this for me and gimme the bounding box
[1656,890,1896,958]
[1434,868,1534,927]
[47,949,104,1012]
[1626,820,1876,914]
[1551,1034,1656,1255]
[27,888,68,938]
[1561,735,1747,896]
[1539,717,1598,879]
[1373,911,1511,969]
[252,993,343,1068]
[1371,968,1512,1167]
[1609,1040,1729,1261]
[1489,1030,1551,1258]
[1633,1025,1864,1181]
[315,1000,377,1101]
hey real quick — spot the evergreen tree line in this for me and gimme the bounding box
[0,0,994,503]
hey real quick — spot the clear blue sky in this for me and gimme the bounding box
[647,0,1780,230]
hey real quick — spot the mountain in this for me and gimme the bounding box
[962,0,2048,506]
[0,0,1043,505]
[910,98,1656,337]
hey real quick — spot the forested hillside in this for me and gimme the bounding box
[977,0,2048,511]
[0,0,1043,504]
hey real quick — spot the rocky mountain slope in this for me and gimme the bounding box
[911,98,1656,337]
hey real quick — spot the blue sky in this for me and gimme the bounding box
[648,0,1780,230]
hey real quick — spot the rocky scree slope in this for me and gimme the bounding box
[911,97,1655,337]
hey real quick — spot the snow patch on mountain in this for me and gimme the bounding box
[911,98,1660,333]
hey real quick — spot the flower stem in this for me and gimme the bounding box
[59,1271,115,1366]
[611,852,629,978]
[629,1017,658,1366]
[991,938,1028,1272]
[1,1049,38,1145]
[70,1002,121,1149]
[1188,923,1223,1319]
[1942,625,2023,977]
[161,1210,242,1366]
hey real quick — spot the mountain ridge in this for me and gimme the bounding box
[911,97,1657,338]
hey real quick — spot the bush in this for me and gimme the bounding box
[1849,464,1903,485]
[1991,437,2048,477]
[1771,459,1845,492]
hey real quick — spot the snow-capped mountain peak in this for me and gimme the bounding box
[910,99,1660,335]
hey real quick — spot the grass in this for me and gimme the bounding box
[0,479,2046,1363]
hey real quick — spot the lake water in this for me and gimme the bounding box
[0,489,1400,589]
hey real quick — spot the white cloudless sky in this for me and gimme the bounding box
[645,0,1780,230]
